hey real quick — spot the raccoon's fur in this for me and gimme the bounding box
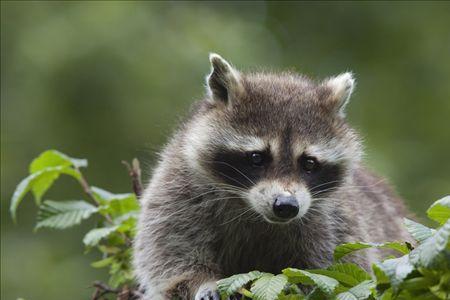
[133,54,410,300]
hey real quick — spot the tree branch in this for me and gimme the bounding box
[122,158,143,198]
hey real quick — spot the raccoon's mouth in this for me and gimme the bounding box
[261,214,297,224]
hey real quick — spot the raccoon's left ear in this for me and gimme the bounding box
[206,53,244,106]
[322,72,355,117]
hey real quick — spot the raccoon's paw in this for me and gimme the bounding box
[195,281,242,300]
[195,288,220,300]
[195,282,220,300]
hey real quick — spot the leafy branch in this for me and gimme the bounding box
[11,150,144,299]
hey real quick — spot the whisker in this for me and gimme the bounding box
[207,160,256,186]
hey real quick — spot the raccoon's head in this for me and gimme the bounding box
[183,54,362,224]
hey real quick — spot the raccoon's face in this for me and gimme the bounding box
[183,54,361,224]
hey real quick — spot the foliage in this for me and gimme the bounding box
[11,150,450,299]
[10,150,140,298]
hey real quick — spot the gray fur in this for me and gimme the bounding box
[133,54,410,299]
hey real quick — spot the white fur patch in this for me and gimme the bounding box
[307,142,347,163]
[325,72,355,116]
[195,281,218,300]
[248,180,311,223]
[206,53,243,104]
[183,116,214,173]
[223,135,266,152]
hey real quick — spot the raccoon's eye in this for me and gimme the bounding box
[300,155,319,173]
[248,152,265,167]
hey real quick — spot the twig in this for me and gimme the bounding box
[91,281,143,300]
[91,286,101,300]
[77,169,99,205]
[91,281,119,300]
[122,158,143,198]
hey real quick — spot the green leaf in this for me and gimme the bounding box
[334,242,410,261]
[10,172,42,222]
[374,255,414,289]
[283,269,339,295]
[278,294,304,300]
[430,272,450,300]
[427,196,450,225]
[32,166,82,203]
[91,256,115,268]
[91,187,139,217]
[30,150,87,173]
[217,271,266,297]
[36,200,98,230]
[309,263,371,287]
[404,218,435,243]
[400,276,436,292]
[305,287,326,300]
[336,280,375,300]
[10,166,82,221]
[109,268,133,288]
[31,170,60,202]
[83,226,118,247]
[251,274,288,300]
[409,219,450,268]
[91,186,134,203]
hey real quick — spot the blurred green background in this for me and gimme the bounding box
[1,1,449,299]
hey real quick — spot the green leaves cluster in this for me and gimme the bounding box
[217,196,450,300]
[10,150,140,289]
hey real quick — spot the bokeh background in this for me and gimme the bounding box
[2,1,450,299]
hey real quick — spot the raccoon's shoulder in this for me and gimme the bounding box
[351,166,407,216]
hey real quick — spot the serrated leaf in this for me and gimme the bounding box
[309,263,371,287]
[409,219,450,268]
[83,226,118,247]
[31,166,83,203]
[336,280,375,300]
[251,274,288,300]
[404,218,435,243]
[92,187,139,217]
[10,166,82,221]
[217,271,266,297]
[30,150,87,173]
[10,172,42,222]
[36,200,98,230]
[334,242,410,261]
[283,269,339,295]
[374,255,414,289]
[91,186,134,203]
[427,196,450,225]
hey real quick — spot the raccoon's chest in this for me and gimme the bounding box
[215,221,336,276]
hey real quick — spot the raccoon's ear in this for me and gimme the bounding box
[323,72,355,117]
[206,53,244,105]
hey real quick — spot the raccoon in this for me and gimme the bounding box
[133,54,410,300]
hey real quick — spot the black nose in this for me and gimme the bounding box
[273,195,299,219]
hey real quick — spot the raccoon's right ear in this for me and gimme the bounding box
[322,72,356,117]
[206,53,244,105]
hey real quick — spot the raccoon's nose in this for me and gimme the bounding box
[273,195,299,219]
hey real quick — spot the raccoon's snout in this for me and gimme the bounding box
[273,195,299,219]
